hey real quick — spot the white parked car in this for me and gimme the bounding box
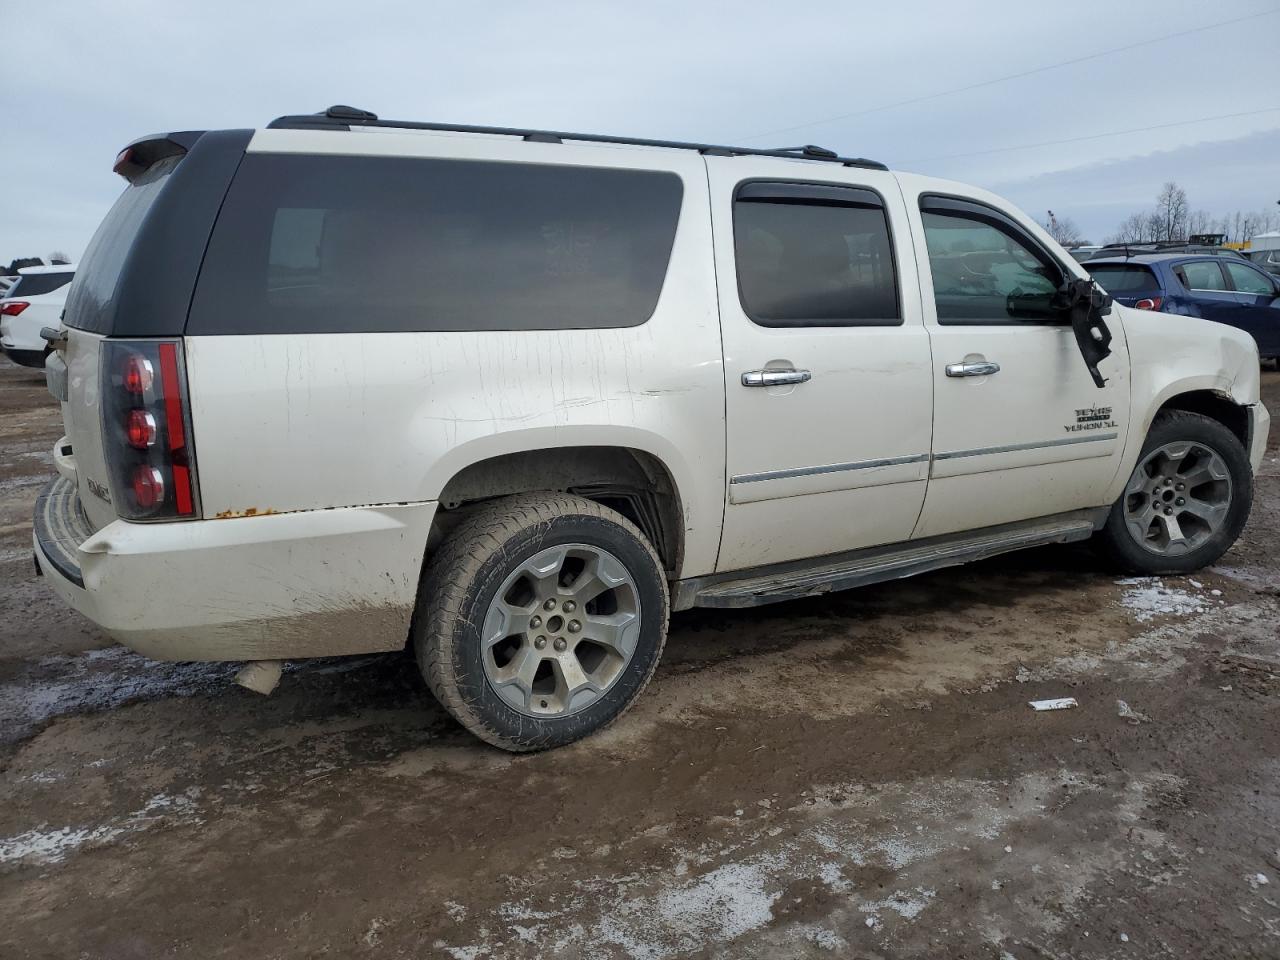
[34,107,1270,751]
[1,264,76,367]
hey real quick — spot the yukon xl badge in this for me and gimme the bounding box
[1065,405,1118,433]
[86,477,112,504]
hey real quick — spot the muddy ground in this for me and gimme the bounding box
[0,360,1277,960]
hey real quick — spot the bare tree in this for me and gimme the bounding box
[47,250,71,264]
[1110,191,1279,246]
[1186,209,1213,237]
[1154,182,1188,241]
[1043,211,1087,246]
[1109,212,1150,244]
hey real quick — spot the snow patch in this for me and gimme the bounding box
[861,887,937,920]
[0,823,127,865]
[434,772,1096,958]
[0,787,203,865]
[1117,577,1208,622]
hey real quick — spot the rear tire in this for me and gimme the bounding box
[414,493,668,752]
[1098,410,1252,575]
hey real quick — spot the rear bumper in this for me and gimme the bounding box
[33,476,437,661]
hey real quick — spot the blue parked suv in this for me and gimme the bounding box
[1087,253,1280,363]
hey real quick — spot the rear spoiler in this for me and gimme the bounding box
[113,131,206,183]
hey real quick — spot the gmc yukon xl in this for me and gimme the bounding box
[34,106,1270,751]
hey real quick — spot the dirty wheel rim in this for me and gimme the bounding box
[481,543,642,718]
[1122,440,1232,556]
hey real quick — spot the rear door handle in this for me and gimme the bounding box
[945,360,1000,378]
[741,368,812,387]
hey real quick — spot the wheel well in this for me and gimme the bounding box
[1155,391,1250,449]
[434,447,685,575]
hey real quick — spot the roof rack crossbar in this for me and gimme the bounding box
[267,106,889,171]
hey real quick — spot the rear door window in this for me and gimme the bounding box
[732,182,900,326]
[188,155,684,334]
[1179,261,1228,291]
[6,272,74,298]
[1086,264,1160,294]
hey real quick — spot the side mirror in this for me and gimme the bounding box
[1053,279,1113,388]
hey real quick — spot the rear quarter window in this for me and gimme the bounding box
[187,155,684,334]
[64,156,181,333]
[1086,264,1160,294]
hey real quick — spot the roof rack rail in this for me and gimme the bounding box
[267,106,889,171]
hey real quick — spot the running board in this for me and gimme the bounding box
[675,510,1106,610]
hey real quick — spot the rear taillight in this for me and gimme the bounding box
[1,301,29,316]
[1134,297,1163,311]
[101,340,199,520]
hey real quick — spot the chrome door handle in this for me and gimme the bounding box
[741,369,812,387]
[945,360,1000,378]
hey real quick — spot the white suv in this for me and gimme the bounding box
[1,263,76,367]
[34,107,1270,751]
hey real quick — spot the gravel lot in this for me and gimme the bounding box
[1,360,1277,959]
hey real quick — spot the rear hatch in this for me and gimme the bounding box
[1086,262,1164,310]
[47,129,250,531]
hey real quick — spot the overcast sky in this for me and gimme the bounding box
[2,0,1278,264]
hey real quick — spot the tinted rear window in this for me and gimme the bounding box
[187,155,684,335]
[1087,264,1160,294]
[63,156,181,333]
[8,271,74,298]
[734,191,899,326]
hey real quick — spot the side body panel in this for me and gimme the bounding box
[895,173,1134,539]
[1106,307,1267,499]
[706,156,933,572]
[1231,294,1280,358]
[187,129,726,579]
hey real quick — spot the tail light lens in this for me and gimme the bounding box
[1,301,29,316]
[126,410,158,449]
[1134,297,1163,311]
[101,340,200,520]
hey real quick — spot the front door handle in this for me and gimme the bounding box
[741,368,812,387]
[945,360,1000,378]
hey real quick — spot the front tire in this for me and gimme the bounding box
[414,493,669,752]
[1098,410,1252,575]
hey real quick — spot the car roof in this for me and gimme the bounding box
[264,105,892,172]
[17,263,77,275]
